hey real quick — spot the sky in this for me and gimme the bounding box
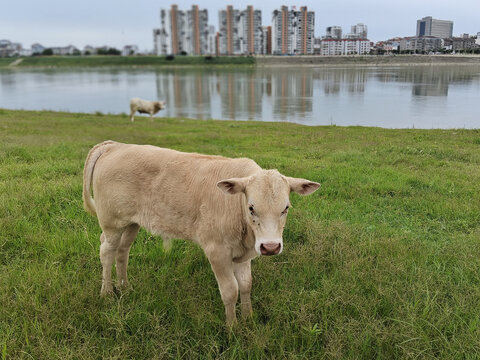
[1,0,479,51]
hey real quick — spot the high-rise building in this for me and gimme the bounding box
[326,26,342,39]
[272,6,315,55]
[416,16,453,38]
[240,6,263,54]
[261,26,272,55]
[218,6,263,55]
[351,23,368,38]
[218,6,241,55]
[154,5,212,55]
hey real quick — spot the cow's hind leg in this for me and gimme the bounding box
[234,260,253,318]
[99,228,123,295]
[115,223,140,290]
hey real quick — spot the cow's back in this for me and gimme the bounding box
[92,143,260,243]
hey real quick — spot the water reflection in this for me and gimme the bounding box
[374,66,480,97]
[1,65,479,128]
[154,66,480,123]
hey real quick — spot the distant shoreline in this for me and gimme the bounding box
[0,54,479,69]
[255,54,480,67]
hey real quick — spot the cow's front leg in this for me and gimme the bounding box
[234,260,253,318]
[206,247,238,326]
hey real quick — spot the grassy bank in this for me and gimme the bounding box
[2,55,480,69]
[1,109,480,359]
[0,55,255,68]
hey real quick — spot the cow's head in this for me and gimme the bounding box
[155,101,166,111]
[217,170,320,256]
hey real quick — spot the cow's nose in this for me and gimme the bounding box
[260,243,281,256]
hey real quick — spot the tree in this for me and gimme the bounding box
[42,48,53,56]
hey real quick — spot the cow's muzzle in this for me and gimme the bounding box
[260,243,281,256]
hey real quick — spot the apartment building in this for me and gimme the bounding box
[325,26,342,39]
[350,23,368,38]
[272,6,315,55]
[218,6,241,55]
[218,6,263,55]
[154,5,212,55]
[399,36,444,52]
[319,38,370,55]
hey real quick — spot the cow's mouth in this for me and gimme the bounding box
[260,243,281,256]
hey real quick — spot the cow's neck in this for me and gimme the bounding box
[232,211,256,263]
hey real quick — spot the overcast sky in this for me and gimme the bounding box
[1,0,479,51]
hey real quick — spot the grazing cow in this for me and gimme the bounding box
[83,141,320,325]
[129,97,165,122]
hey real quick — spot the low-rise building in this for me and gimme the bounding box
[319,38,370,55]
[374,38,401,53]
[399,36,443,52]
[50,45,79,55]
[0,40,22,57]
[31,43,45,55]
[443,37,477,51]
[122,45,139,56]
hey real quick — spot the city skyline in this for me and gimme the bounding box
[1,0,479,50]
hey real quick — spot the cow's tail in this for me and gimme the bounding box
[82,140,117,216]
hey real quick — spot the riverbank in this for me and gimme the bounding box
[1,109,480,359]
[256,54,480,67]
[0,55,255,68]
[1,54,480,69]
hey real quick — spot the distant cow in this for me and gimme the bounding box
[83,141,320,325]
[129,98,165,122]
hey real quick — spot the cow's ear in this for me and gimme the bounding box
[285,176,320,195]
[217,177,249,195]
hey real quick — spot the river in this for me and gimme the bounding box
[1,65,479,128]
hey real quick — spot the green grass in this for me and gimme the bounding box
[0,55,255,68]
[0,58,15,67]
[1,109,480,359]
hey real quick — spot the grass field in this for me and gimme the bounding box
[1,109,480,359]
[0,55,255,68]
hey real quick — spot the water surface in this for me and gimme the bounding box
[1,65,479,128]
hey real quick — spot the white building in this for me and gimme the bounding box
[476,32,480,46]
[272,6,315,55]
[0,40,22,57]
[122,45,139,56]
[50,45,78,56]
[416,16,453,38]
[319,38,370,55]
[31,43,45,55]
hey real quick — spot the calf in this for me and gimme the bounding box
[129,97,165,122]
[83,141,320,325]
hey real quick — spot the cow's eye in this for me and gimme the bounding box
[282,205,289,215]
[248,205,255,216]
